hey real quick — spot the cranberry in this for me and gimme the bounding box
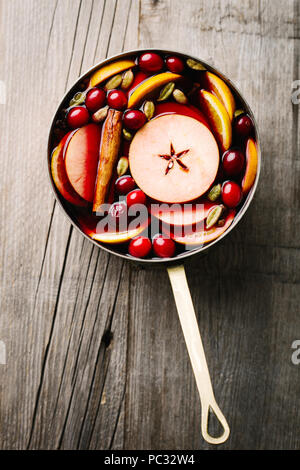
[234,114,253,138]
[126,189,147,208]
[107,90,127,110]
[222,149,245,176]
[138,52,164,73]
[166,56,184,73]
[222,181,242,208]
[153,234,175,258]
[123,110,146,130]
[67,106,89,128]
[115,175,136,195]
[85,88,106,112]
[129,236,152,258]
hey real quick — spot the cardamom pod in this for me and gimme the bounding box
[92,105,109,123]
[234,109,245,119]
[207,184,221,202]
[157,82,175,102]
[173,89,188,104]
[104,74,122,90]
[69,91,86,107]
[186,58,206,71]
[206,205,224,229]
[121,69,134,90]
[117,156,129,176]
[123,128,133,141]
[144,100,155,120]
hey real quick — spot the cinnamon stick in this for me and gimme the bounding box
[92,109,122,212]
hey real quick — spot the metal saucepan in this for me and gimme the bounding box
[47,49,261,445]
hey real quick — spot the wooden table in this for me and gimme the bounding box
[0,0,299,450]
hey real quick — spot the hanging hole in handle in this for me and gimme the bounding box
[201,402,230,445]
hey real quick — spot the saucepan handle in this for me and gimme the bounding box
[167,264,230,445]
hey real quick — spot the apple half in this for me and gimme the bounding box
[150,200,215,227]
[154,102,210,128]
[51,132,87,206]
[162,209,235,245]
[64,123,101,202]
[129,114,219,203]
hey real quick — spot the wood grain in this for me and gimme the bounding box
[0,0,299,450]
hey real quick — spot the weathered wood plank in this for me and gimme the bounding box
[0,0,83,449]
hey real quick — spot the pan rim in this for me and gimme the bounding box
[47,47,261,265]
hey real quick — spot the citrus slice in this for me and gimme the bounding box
[242,137,258,194]
[128,72,181,108]
[204,72,235,120]
[197,89,232,152]
[129,114,219,203]
[89,59,136,88]
[82,218,149,244]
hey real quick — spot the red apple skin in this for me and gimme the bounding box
[64,123,102,202]
[51,132,87,206]
[154,102,210,129]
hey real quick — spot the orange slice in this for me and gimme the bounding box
[204,72,235,120]
[89,59,136,88]
[163,210,235,245]
[84,219,149,244]
[128,72,181,108]
[242,137,258,194]
[198,89,232,152]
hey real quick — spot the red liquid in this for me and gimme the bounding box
[50,52,258,259]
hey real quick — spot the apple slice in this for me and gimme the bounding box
[150,200,215,226]
[128,72,181,108]
[163,210,235,245]
[65,123,101,202]
[89,59,136,88]
[81,217,149,244]
[197,89,232,152]
[203,72,235,121]
[51,132,87,206]
[129,114,219,203]
[242,137,258,194]
[154,102,210,128]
